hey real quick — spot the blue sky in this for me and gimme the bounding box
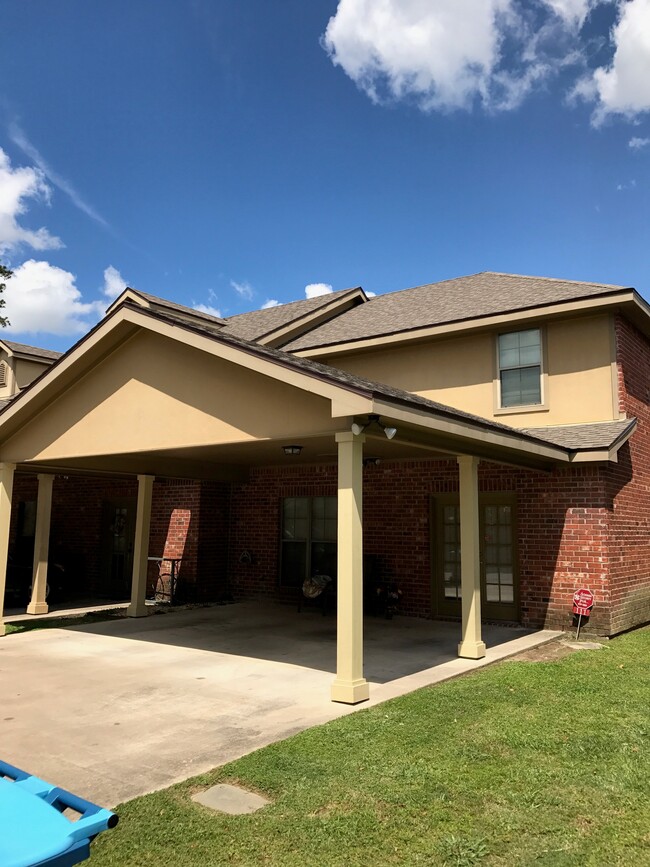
[1,0,649,351]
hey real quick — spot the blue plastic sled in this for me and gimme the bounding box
[0,760,118,867]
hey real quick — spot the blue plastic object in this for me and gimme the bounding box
[0,760,118,867]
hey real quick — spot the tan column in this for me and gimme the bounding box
[331,432,369,704]
[127,474,154,618]
[0,462,16,637]
[457,455,486,659]
[27,474,54,615]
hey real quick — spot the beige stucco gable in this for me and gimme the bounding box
[0,327,354,465]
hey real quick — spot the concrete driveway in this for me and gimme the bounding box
[0,602,558,807]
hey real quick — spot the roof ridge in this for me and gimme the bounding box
[224,286,360,323]
[484,271,629,290]
[362,272,485,302]
[134,289,226,325]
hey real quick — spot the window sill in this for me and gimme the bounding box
[494,404,549,416]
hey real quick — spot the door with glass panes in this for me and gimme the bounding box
[431,493,518,621]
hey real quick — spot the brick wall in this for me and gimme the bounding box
[606,315,650,633]
[226,458,612,632]
[8,475,229,603]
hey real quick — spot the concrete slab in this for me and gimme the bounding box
[563,640,605,650]
[0,601,560,808]
[192,783,270,815]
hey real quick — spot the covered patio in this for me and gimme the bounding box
[0,601,559,806]
[0,300,572,703]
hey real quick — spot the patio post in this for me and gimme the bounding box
[0,462,16,637]
[127,474,154,617]
[27,474,54,615]
[457,455,486,659]
[331,431,369,704]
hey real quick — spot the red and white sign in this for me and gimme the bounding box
[573,588,594,617]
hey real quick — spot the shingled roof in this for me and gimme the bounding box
[283,272,633,351]
[221,288,361,342]
[524,419,636,451]
[1,340,62,361]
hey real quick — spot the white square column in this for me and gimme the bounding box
[127,474,154,618]
[331,432,369,704]
[457,455,486,659]
[0,462,16,637]
[27,474,54,615]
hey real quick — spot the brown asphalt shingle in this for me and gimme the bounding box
[283,272,633,351]
[524,419,636,450]
[221,288,361,341]
[1,340,62,361]
[134,291,226,326]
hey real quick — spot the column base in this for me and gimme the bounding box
[127,602,148,618]
[458,640,486,660]
[0,620,5,637]
[330,677,370,704]
[27,601,49,615]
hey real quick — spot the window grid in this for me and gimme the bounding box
[498,328,542,408]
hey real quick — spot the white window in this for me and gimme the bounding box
[498,329,542,408]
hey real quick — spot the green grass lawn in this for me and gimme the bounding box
[92,628,649,867]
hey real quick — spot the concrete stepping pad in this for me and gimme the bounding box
[192,783,271,815]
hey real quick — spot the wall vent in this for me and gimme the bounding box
[0,362,6,388]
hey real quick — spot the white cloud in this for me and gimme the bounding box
[629,136,650,149]
[541,0,599,27]
[323,0,649,119]
[261,298,281,308]
[323,0,517,112]
[193,303,222,318]
[305,283,334,299]
[0,147,63,256]
[9,123,109,228]
[366,290,376,297]
[231,279,254,301]
[4,259,104,335]
[616,178,637,190]
[590,0,650,124]
[102,265,128,299]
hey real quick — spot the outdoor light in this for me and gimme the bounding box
[351,414,398,440]
[363,457,381,467]
[282,444,303,456]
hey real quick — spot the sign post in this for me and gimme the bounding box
[572,588,594,640]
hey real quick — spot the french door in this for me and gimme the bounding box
[431,493,519,622]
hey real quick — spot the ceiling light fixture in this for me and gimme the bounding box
[282,445,303,456]
[351,414,398,441]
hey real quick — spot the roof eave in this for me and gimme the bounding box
[291,289,640,357]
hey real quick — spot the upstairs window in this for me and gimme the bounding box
[498,328,542,407]
[0,362,6,388]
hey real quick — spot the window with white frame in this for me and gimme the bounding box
[497,328,542,408]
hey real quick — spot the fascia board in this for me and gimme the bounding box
[105,288,151,316]
[293,292,638,358]
[369,399,570,464]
